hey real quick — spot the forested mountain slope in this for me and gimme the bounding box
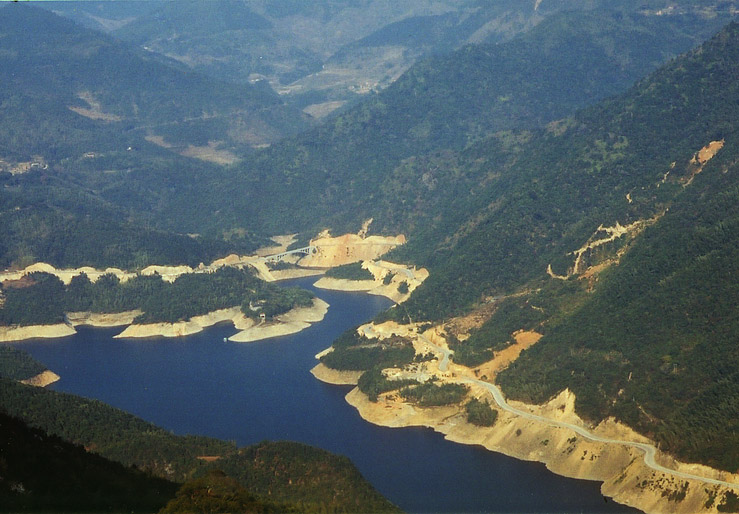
[0,411,177,513]
[0,6,727,271]
[0,5,285,268]
[224,9,727,234]
[394,21,739,472]
[396,20,739,321]
[0,378,399,512]
[0,3,307,157]
[94,0,735,112]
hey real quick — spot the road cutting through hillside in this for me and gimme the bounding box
[460,376,739,490]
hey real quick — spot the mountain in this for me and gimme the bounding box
[0,411,177,513]
[58,0,736,117]
[0,3,307,159]
[0,4,296,268]
[393,20,739,472]
[108,0,465,102]
[209,8,728,236]
[0,377,399,512]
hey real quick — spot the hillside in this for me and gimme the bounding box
[0,3,307,156]
[0,378,399,512]
[1,5,728,272]
[397,21,739,473]
[395,19,739,320]
[218,8,727,235]
[0,412,177,513]
[0,4,288,268]
[109,0,465,106]
[63,0,734,116]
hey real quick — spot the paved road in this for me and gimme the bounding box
[461,377,739,490]
[408,328,738,489]
[418,333,451,372]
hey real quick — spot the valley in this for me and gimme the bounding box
[1,1,738,512]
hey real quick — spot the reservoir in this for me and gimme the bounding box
[18,277,638,513]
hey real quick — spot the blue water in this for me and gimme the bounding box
[18,277,638,513]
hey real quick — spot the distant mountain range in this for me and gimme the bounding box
[45,0,737,115]
[1,0,738,504]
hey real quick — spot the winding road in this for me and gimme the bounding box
[410,331,738,490]
[459,376,739,490]
[418,333,451,372]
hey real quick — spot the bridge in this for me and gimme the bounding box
[263,245,317,262]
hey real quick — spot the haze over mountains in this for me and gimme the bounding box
[44,0,736,115]
[1,1,739,511]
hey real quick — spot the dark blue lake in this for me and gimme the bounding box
[18,277,638,513]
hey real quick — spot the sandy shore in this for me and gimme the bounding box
[313,260,428,303]
[19,370,60,388]
[0,324,76,343]
[312,322,739,514]
[115,307,253,339]
[228,298,329,343]
[310,363,363,385]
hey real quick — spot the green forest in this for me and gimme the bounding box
[0,267,313,326]
[0,346,47,381]
[0,378,398,513]
[324,262,375,281]
[320,330,416,371]
[2,1,739,507]
[0,411,178,513]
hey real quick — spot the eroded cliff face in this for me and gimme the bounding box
[299,233,406,268]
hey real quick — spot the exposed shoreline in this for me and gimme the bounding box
[114,307,253,339]
[313,260,428,303]
[310,322,739,514]
[310,362,363,385]
[0,324,76,343]
[0,298,328,343]
[228,298,329,342]
[19,370,60,388]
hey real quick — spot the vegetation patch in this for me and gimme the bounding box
[321,343,414,372]
[399,381,468,407]
[321,329,416,371]
[357,368,417,402]
[465,398,498,427]
[324,262,374,281]
[0,346,47,381]
[0,268,314,326]
[719,491,739,513]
